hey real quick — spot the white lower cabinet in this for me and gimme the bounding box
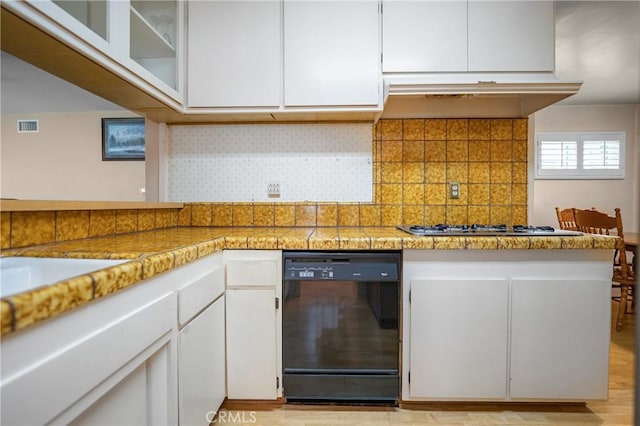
[403,249,613,402]
[179,296,226,426]
[0,290,178,425]
[226,289,278,399]
[509,279,611,400]
[409,279,508,399]
[69,341,174,426]
[68,362,149,426]
[176,253,226,425]
[224,250,282,400]
[0,252,226,425]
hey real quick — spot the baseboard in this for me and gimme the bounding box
[220,397,286,410]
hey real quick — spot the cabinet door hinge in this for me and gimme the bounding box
[277,377,280,389]
[275,297,280,309]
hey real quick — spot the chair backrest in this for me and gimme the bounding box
[555,207,577,230]
[573,207,631,277]
[573,207,623,236]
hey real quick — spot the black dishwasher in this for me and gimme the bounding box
[282,251,400,404]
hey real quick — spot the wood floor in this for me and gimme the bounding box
[218,302,635,425]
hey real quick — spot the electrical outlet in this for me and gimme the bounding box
[450,181,460,199]
[268,182,281,198]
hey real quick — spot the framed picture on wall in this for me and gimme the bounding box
[102,117,145,161]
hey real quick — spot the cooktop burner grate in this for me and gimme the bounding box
[398,224,581,237]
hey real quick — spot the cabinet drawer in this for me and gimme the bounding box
[226,259,279,287]
[178,267,224,326]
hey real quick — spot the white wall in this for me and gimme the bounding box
[1,111,146,201]
[531,104,639,232]
[144,119,162,202]
[166,123,373,202]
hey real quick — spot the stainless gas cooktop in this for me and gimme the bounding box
[397,224,583,237]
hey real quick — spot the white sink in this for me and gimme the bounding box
[0,257,128,298]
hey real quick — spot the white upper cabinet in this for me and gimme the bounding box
[468,0,555,72]
[382,1,467,72]
[52,0,108,41]
[11,0,383,119]
[382,0,555,74]
[10,0,183,100]
[284,1,381,107]
[187,1,281,108]
[187,0,382,111]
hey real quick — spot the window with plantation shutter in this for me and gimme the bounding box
[583,138,620,170]
[538,138,578,171]
[535,132,625,179]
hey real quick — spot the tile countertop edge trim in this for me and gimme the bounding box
[0,200,184,211]
[0,230,619,337]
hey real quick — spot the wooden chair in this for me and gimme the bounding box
[573,208,636,331]
[560,206,628,267]
[555,207,577,230]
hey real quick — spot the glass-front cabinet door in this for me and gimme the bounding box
[129,0,179,91]
[15,0,182,99]
[52,0,108,41]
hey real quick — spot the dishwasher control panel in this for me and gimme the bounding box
[284,253,399,282]
[287,265,335,280]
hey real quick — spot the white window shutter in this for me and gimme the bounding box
[535,132,624,179]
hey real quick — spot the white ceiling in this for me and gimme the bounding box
[1,0,638,115]
[0,51,123,114]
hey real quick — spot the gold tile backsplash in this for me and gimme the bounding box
[374,118,528,226]
[2,209,182,249]
[89,210,116,237]
[2,119,528,248]
[174,118,528,228]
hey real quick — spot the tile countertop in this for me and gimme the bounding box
[0,226,618,336]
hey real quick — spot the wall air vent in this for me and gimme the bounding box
[17,119,39,133]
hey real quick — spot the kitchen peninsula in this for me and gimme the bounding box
[0,204,619,424]
[0,223,617,335]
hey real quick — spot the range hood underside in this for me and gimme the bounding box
[381,82,582,119]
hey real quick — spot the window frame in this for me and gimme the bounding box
[534,131,625,180]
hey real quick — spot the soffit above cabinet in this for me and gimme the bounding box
[163,108,384,124]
